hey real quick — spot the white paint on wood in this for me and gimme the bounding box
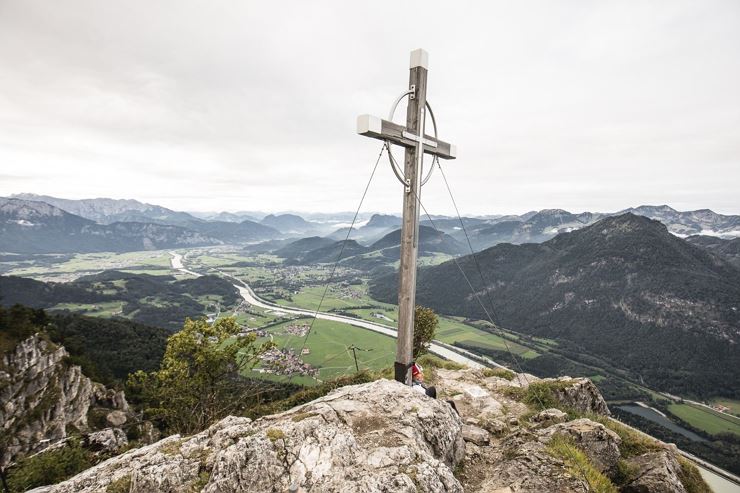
[409,48,429,69]
[357,114,382,135]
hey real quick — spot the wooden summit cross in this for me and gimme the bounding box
[357,49,457,385]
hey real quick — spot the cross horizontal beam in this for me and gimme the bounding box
[357,114,456,160]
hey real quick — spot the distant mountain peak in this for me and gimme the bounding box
[365,214,401,229]
[1,197,70,219]
[630,204,678,214]
[260,214,312,232]
[534,208,570,216]
[599,212,661,228]
[553,213,667,245]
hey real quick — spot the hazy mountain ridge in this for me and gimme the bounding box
[334,205,740,252]
[273,236,336,262]
[5,194,740,257]
[12,193,200,226]
[621,205,740,238]
[326,213,404,245]
[686,235,740,268]
[260,213,316,233]
[371,214,740,398]
[181,218,280,243]
[0,198,219,253]
[276,225,465,269]
[370,225,466,256]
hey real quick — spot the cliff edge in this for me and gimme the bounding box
[29,365,708,493]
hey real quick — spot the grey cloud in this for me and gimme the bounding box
[0,0,738,215]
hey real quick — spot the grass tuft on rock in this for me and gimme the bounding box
[106,475,132,493]
[677,456,712,493]
[416,354,464,371]
[159,438,184,456]
[482,367,515,380]
[586,415,663,458]
[189,471,211,492]
[546,434,618,493]
[266,428,285,442]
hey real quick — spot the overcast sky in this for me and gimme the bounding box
[0,1,738,216]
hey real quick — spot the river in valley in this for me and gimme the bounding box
[616,404,707,442]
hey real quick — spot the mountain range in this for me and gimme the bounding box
[0,197,284,253]
[0,198,218,253]
[439,206,740,252]
[276,225,466,269]
[12,193,201,227]
[4,193,740,257]
[371,214,740,398]
[331,206,740,252]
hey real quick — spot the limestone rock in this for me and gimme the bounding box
[38,379,465,493]
[25,363,705,493]
[511,373,540,388]
[0,334,134,467]
[531,408,568,425]
[106,410,128,427]
[434,368,524,427]
[540,418,621,474]
[0,334,93,467]
[480,417,507,435]
[462,424,490,446]
[477,431,590,493]
[622,451,688,493]
[84,428,129,456]
[548,377,611,415]
[137,420,161,444]
[93,385,130,413]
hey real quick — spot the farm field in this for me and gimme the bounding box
[251,318,396,384]
[261,279,539,360]
[434,317,537,358]
[668,402,740,436]
[2,250,173,282]
[51,301,124,317]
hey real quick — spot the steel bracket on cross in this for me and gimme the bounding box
[356,49,457,386]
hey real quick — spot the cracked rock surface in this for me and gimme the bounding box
[30,366,701,493]
[33,379,465,493]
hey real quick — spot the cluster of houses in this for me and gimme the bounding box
[259,347,318,377]
[712,403,731,414]
[237,327,267,338]
[284,323,311,337]
[333,284,363,301]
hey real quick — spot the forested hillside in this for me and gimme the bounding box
[0,272,240,330]
[371,214,740,398]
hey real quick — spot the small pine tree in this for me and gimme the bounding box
[413,306,438,359]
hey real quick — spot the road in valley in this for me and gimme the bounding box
[169,252,487,369]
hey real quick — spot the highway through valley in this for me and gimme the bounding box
[169,252,487,369]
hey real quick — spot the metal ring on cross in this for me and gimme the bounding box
[385,89,439,187]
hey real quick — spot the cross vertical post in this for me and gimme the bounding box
[356,49,456,385]
[395,49,428,385]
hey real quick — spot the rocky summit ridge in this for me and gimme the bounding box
[29,365,707,493]
[1,334,136,468]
